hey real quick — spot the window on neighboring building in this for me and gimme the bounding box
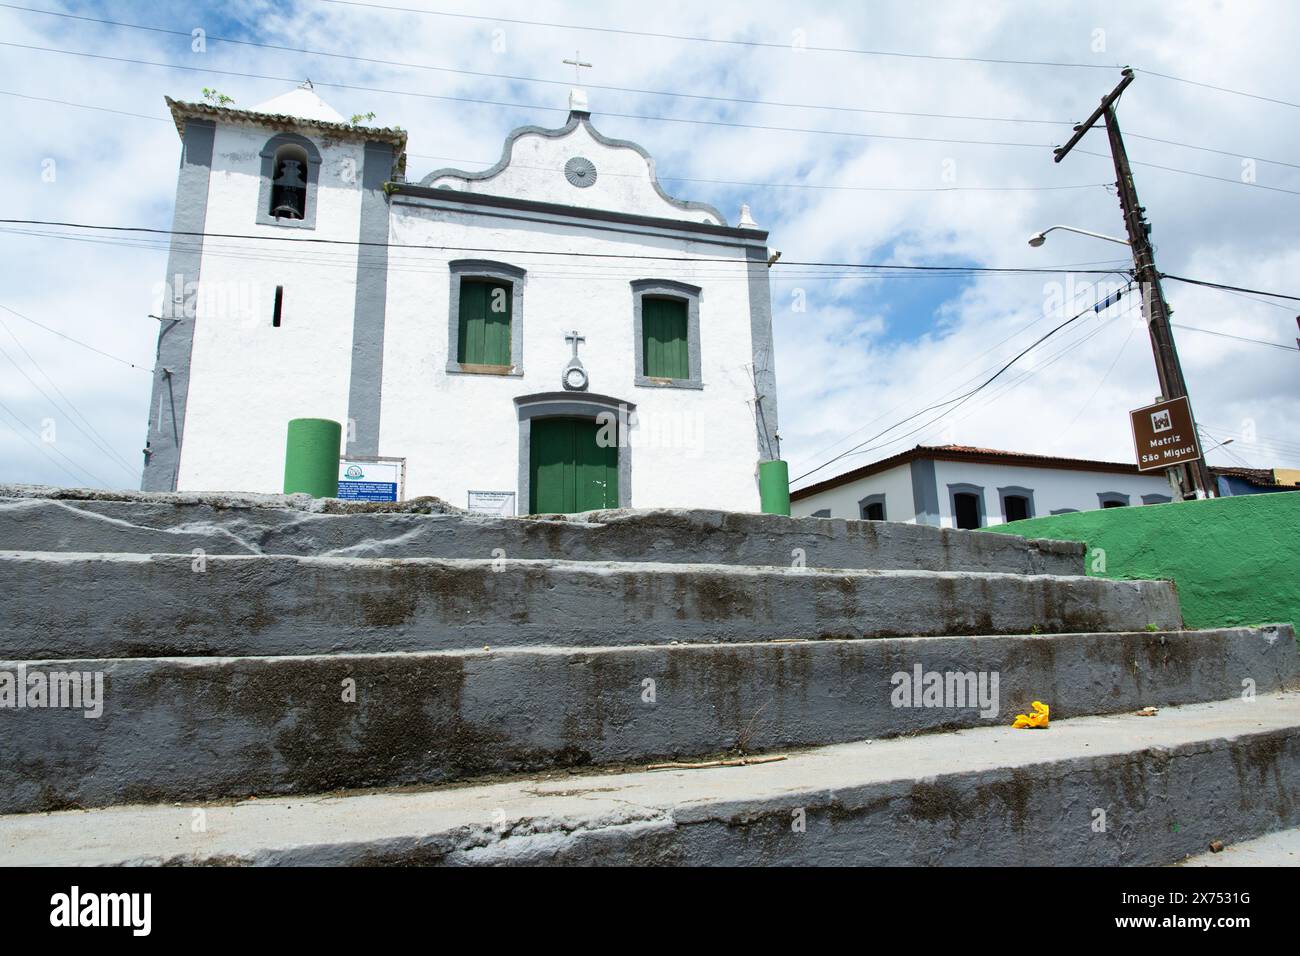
[1141,493,1172,505]
[1003,495,1030,522]
[997,485,1035,523]
[953,493,982,530]
[269,144,309,221]
[948,483,985,530]
[811,508,831,518]
[641,296,689,379]
[859,494,886,521]
[457,279,512,367]
[1098,492,1130,509]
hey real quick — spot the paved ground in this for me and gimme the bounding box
[1179,826,1300,866]
[4,693,1298,866]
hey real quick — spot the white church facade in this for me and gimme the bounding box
[143,83,781,514]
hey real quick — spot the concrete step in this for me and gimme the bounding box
[0,486,1085,574]
[2,626,1293,815]
[6,693,1299,866]
[0,552,1179,659]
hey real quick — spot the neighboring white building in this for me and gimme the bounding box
[143,83,780,514]
[791,444,1177,528]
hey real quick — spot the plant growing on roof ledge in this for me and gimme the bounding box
[201,88,234,107]
[350,111,377,126]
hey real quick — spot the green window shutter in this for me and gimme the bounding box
[642,297,688,379]
[457,280,511,365]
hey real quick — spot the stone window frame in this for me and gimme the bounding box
[947,482,987,529]
[631,279,703,390]
[997,485,1036,522]
[256,132,322,230]
[810,508,831,518]
[446,260,526,377]
[1098,491,1131,508]
[514,392,634,511]
[858,493,887,521]
[1141,493,1173,505]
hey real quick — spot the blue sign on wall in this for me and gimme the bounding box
[337,458,403,502]
[336,480,398,502]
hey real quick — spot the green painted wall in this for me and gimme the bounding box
[984,492,1300,630]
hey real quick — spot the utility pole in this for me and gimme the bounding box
[1054,68,1215,498]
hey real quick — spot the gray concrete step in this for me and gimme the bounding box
[1,626,1292,815]
[6,693,1299,865]
[0,486,1085,574]
[0,551,1179,659]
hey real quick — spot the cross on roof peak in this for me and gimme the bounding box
[562,51,592,85]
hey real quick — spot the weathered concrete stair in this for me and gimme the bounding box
[3,626,1294,815]
[6,695,1299,866]
[0,552,1181,659]
[3,487,1296,865]
[0,485,1085,573]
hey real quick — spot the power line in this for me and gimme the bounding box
[1123,131,1300,172]
[0,41,1058,150]
[0,314,140,477]
[787,282,1131,472]
[0,392,110,486]
[0,302,152,372]
[1066,313,1141,426]
[5,5,1299,173]
[0,219,1138,275]
[1170,322,1296,352]
[1160,273,1300,303]
[312,0,1300,112]
[0,3,1077,128]
[0,226,1134,287]
[4,41,1296,192]
[0,344,139,479]
[896,300,1135,454]
[1199,422,1300,457]
[0,89,1111,195]
[0,404,104,487]
[1075,147,1300,196]
[313,0,1121,70]
[1134,68,1300,112]
[0,88,169,122]
[792,287,1130,483]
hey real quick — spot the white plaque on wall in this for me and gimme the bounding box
[467,490,516,516]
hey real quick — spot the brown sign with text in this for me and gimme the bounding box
[1130,396,1202,472]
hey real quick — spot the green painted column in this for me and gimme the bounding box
[283,418,342,498]
[758,459,791,516]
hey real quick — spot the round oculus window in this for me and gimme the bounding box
[564,156,597,188]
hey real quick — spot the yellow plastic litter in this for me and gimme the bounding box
[1012,700,1050,729]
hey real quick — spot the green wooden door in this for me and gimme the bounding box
[457,279,511,366]
[641,297,689,379]
[529,417,618,514]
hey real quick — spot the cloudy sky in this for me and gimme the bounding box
[0,0,1296,492]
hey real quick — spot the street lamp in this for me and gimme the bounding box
[1027,225,1130,248]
